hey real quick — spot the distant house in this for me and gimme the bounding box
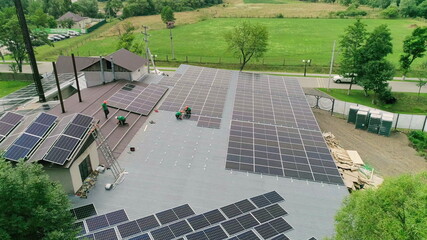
[55,49,149,87]
[57,11,91,29]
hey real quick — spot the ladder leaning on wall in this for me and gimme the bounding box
[90,124,126,187]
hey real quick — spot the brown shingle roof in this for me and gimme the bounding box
[57,11,86,22]
[106,48,148,72]
[55,56,99,74]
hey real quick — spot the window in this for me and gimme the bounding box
[79,155,92,182]
[106,61,112,70]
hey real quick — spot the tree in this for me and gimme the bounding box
[27,8,57,28]
[104,0,123,18]
[332,172,427,240]
[72,0,99,18]
[0,8,51,73]
[0,158,78,239]
[399,0,418,17]
[399,27,427,80]
[58,18,75,28]
[161,6,175,26]
[416,79,427,98]
[224,21,269,71]
[339,19,367,95]
[116,22,143,55]
[356,24,394,99]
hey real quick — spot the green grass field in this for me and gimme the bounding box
[36,18,427,69]
[0,81,32,98]
[243,0,293,3]
[318,88,427,114]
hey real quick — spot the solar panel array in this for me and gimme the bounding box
[159,65,233,129]
[226,72,343,185]
[43,113,93,165]
[71,204,98,220]
[75,191,292,240]
[0,112,24,143]
[107,84,168,116]
[4,113,57,161]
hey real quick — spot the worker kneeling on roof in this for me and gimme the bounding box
[116,116,126,125]
[175,111,183,120]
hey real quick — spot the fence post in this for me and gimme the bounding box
[394,113,400,130]
[422,116,427,132]
[166,55,169,62]
[331,99,335,116]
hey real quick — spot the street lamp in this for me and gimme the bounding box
[302,59,311,77]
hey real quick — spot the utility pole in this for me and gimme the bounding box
[14,0,46,102]
[142,26,150,73]
[170,28,175,60]
[327,40,336,91]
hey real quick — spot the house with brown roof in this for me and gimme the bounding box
[55,49,149,87]
[57,11,91,30]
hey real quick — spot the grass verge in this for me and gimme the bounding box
[408,130,427,159]
[317,88,427,114]
[0,81,32,98]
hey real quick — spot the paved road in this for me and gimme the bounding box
[1,62,424,93]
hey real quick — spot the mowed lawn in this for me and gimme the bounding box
[37,18,427,67]
[318,88,427,114]
[0,81,32,98]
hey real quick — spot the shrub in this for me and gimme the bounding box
[378,87,397,104]
[275,13,284,18]
[381,6,400,18]
[408,130,427,158]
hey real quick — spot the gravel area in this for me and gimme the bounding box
[313,108,427,177]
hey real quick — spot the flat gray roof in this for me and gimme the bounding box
[70,65,348,239]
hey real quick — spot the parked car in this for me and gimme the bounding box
[54,34,66,40]
[52,36,62,41]
[68,30,80,36]
[333,74,357,83]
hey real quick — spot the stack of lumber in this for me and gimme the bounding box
[323,132,383,191]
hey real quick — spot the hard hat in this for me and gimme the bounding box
[103,101,107,104]
[185,106,188,108]
[116,116,118,119]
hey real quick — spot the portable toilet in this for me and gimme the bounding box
[355,111,368,130]
[348,105,359,124]
[367,110,380,126]
[368,113,381,134]
[379,116,393,136]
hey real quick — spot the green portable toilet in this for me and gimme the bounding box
[379,116,393,137]
[368,113,381,134]
[348,105,359,124]
[355,111,368,130]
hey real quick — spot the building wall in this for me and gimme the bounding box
[131,66,146,81]
[84,71,102,87]
[68,142,100,193]
[44,167,74,194]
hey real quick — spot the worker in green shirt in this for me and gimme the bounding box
[116,116,126,125]
[101,101,109,118]
[175,111,182,120]
[184,106,192,119]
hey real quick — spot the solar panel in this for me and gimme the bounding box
[235,230,261,240]
[221,204,243,218]
[74,221,86,235]
[63,123,87,139]
[221,219,244,235]
[93,228,118,240]
[252,209,274,223]
[3,141,32,161]
[117,221,141,238]
[136,215,160,232]
[188,214,211,230]
[0,122,14,135]
[186,231,209,240]
[264,191,284,203]
[128,234,151,240]
[265,204,288,218]
[25,123,50,137]
[72,204,97,220]
[106,209,128,225]
[173,204,195,218]
[150,226,175,240]
[254,222,278,239]
[269,218,293,234]
[236,214,259,229]
[250,195,271,208]
[34,112,57,126]
[203,209,226,225]
[272,234,290,240]
[108,84,168,115]
[0,112,24,124]
[72,113,94,127]
[234,199,256,213]
[168,220,193,237]
[155,209,178,225]
[78,233,94,240]
[203,225,228,240]
[43,147,71,164]
[86,215,109,232]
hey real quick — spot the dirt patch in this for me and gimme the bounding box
[313,109,427,177]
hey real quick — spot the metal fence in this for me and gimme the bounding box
[306,94,427,132]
